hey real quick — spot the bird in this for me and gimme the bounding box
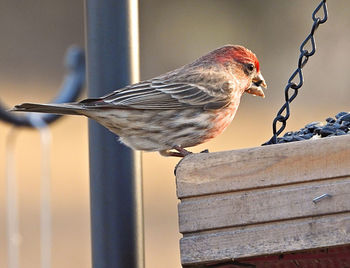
[12,45,267,157]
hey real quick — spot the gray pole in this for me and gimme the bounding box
[84,1,144,267]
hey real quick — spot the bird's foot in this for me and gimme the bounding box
[160,145,192,158]
[173,145,192,157]
[161,146,192,176]
[200,149,209,154]
[159,150,184,157]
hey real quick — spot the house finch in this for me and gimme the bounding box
[13,45,266,157]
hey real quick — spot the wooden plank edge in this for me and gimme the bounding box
[178,177,350,233]
[183,245,350,267]
[179,212,350,265]
[176,135,350,198]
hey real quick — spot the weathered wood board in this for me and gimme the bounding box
[176,135,350,198]
[179,178,350,233]
[176,135,350,266]
[180,213,350,265]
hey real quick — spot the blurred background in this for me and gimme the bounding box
[0,0,349,267]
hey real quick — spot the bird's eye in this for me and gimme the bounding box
[246,63,255,72]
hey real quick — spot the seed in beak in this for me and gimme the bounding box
[253,80,263,87]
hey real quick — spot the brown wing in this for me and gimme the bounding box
[80,78,231,110]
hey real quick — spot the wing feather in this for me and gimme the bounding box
[81,77,232,110]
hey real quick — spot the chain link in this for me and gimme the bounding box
[263,0,328,145]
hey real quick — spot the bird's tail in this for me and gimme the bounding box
[12,103,84,115]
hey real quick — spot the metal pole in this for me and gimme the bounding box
[84,1,144,267]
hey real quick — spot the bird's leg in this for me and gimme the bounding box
[159,145,192,157]
[173,145,192,157]
[159,150,184,157]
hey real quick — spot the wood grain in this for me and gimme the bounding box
[180,213,350,265]
[176,135,350,265]
[176,135,350,198]
[179,177,350,233]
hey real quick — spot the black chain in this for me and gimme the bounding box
[263,0,328,145]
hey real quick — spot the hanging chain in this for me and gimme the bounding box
[263,0,328,145]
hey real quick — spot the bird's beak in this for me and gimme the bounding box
[246,73,267,98]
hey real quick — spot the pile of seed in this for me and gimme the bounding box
[277,112,350,143]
